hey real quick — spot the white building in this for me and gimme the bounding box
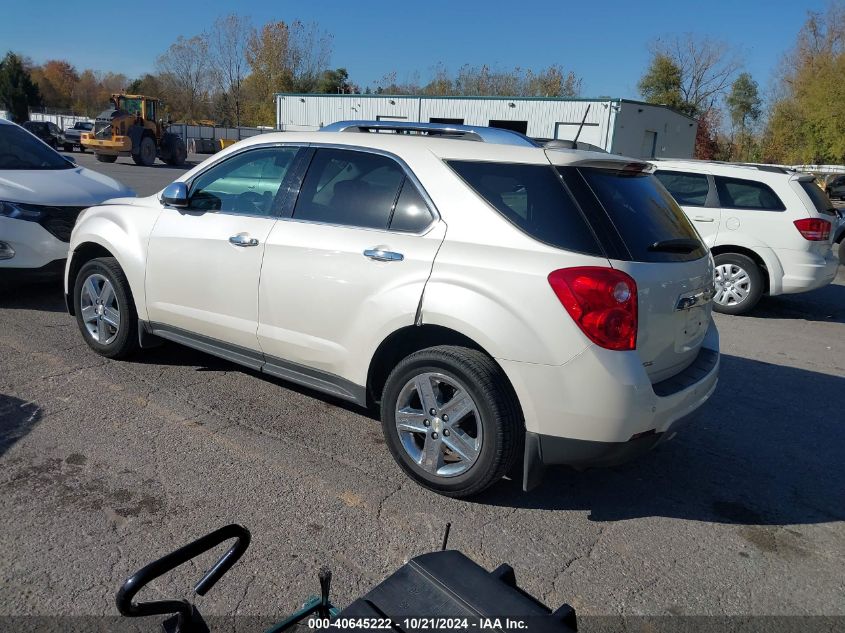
[275,94,698,159]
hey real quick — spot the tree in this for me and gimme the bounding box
[637,54,689,113]
[763,4,845,163]
[156,35,211,121]
[30,59,78,110]
[646,35,742,116]
[0,52,41,122]
[209,14,251,126]
[316,68,353,94]
[726,72,761,160]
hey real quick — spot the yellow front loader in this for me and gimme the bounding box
[81,94,187,166]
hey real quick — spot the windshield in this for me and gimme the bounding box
[0,124,74,170]
[74,122,93,130]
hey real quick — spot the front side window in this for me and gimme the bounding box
[448,160,602,255]
[0,124,72,170]
[714,176,785,211]
[189,147,298,215]
[654,170,710,207]
[294,149,405,229]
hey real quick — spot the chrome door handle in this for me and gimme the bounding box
[693,216,715,223]
[363,249,404,262]
[229,235,259,247]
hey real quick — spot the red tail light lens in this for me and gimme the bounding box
[548,267,638,351]
[793,218,831,241]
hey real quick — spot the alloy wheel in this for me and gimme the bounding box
[80,273,120,344]
[394,372,483,477]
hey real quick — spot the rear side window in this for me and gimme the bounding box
[295,149,404,229]
[798,181,837,216]
[654,170,710,207]
[389,180,433,233]
[447,160,602,255]
[576,168,707,263]
[714,176,785,211]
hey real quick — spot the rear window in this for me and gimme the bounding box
[654,170,710,206]
[447,160,602,255]
[575,168,707,263]
[714,176,785,211]
[798,181,837,217]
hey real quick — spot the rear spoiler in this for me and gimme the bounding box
[563,158,655,173]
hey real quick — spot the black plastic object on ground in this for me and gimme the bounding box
[339,550,578,632]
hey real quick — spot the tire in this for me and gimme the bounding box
[63,143,72,152]
[164,138,187,166]
[96,153,117,163]
[712,252,764,315]
[380,345,522,498]
[73,257,139,359]
[838,240,845,265]
[133,135,157,166]
[79,146,86,153]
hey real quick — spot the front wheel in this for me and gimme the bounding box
[73,257,139,359]
[133,136,157,166]
[63,143,72,152]
[380,345,522,498]
[713,253,764,315]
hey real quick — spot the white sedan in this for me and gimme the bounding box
[0,118,135,280]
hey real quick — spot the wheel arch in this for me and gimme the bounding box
[66,242,115,315]
[366,324,516,410]
[710,244,772,294]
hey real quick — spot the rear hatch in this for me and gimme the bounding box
[549,154,714,383]
[791,175,838,255]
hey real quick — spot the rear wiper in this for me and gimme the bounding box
[647,238,701,253]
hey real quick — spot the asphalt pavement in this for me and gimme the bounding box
[0,151,843,630]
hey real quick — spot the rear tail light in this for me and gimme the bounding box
[548,267,638,351]
[793,218,831,241]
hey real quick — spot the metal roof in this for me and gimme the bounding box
[319,120,538,147]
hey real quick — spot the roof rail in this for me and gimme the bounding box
[653,158,794,174]
[319,120,539,148]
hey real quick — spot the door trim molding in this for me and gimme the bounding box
[142,321,367,406]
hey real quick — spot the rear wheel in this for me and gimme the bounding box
[133,135,157,166]
[713,253,764,315]
[63,143,72,152]
[164,138,187,166]
[380,345,521,498]
[837,239,844,265]
[96,153,117,163]
[73,258,138,359]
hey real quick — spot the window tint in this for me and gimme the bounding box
[448,160,602,255]
[799,181,837,216]
[576,168,706,263]
[390,180,433,232]
[654,170,710,206]
[294,149,404,229]
[189,147,297,215]
[714,176,785,211]
[0,124,71,170]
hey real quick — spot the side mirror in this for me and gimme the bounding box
[161,182,189,208]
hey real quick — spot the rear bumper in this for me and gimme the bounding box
[778,247,839,294]
[500,321,720,490]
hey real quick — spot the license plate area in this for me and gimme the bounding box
[675,305,708,352]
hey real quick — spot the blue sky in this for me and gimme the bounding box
[1,0,828,100]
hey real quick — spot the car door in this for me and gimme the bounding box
[654,169,720,247]
[144,145,300,356]
[257,147,446,389]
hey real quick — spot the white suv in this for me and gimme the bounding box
[65,122,719,497]
[654,160,839,314]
